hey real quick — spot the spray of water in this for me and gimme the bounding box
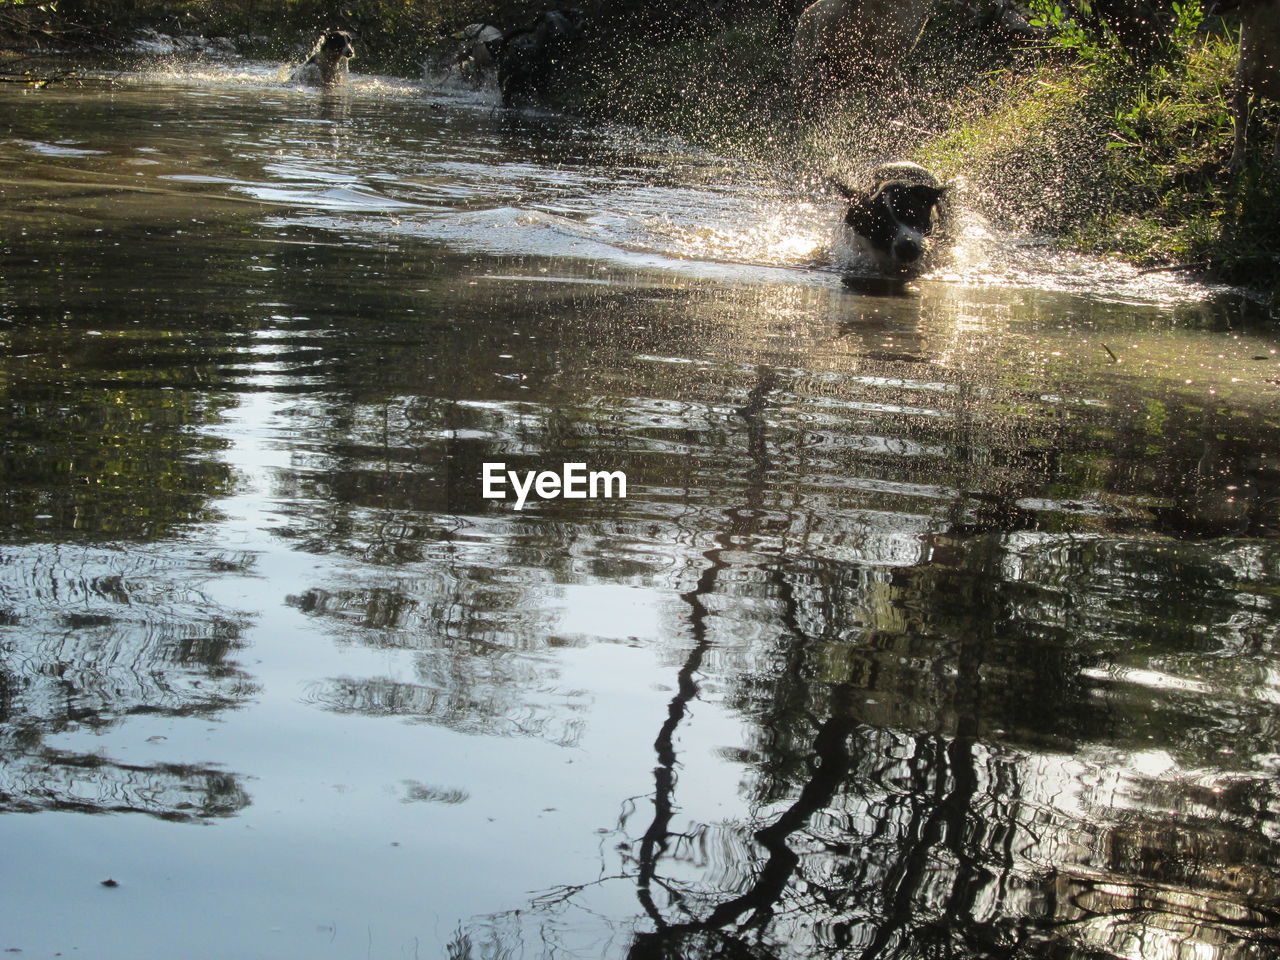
[78,31,1231,305]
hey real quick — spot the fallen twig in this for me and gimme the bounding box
[0,70,76,88]
[1136,260,1211,275]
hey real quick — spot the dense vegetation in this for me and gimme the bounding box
[920,1,1280,288]
[2,0,1277,292]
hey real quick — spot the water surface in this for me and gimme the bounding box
[2,60,1279,960]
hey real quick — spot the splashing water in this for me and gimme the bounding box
[4,51,1280,960]
[21,55,1231,305]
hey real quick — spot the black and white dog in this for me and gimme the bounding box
[294,29,356,87]
[495,8,586,106]
[831,161,949,276]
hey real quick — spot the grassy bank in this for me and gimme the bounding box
[917,1,1279,291]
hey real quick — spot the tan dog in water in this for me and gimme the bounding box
[453,23,503,87]
[294,30,356,87]
[1227,0,1280,169]
[792,0,934,104]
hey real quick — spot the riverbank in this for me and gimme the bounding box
[4,0,1276,303]
[542,2,1278,301]
[917,3,1280,294]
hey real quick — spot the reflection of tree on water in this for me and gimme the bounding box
[0,544,255,821]
[528,548,1280,959]
[627,366,800,958]
[622,537,1280,959]
[445,357,1280,958]
[198,259,1280,957]
[288,569,590,747]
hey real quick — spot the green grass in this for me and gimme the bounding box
[915,6,1280,295]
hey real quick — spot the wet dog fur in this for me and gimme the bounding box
[830,161,950,277]
[295,29,356,87]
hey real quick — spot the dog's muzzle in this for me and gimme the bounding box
[892,234,923,264]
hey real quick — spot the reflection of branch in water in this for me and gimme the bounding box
[635,541,727,926]
[629,360,886,956]
[633,536,993,956]
[529,874,635,909]
[635,366,780,929]
[697,684,860,932]
[628,646,862,955]
[619,384,781,957]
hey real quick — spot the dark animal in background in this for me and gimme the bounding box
[1227,0,1280,170]
[792,0,934,104]
[453,23,504,87]
[495,8,586,106]
[294,29,356,86]
[831,161,949,276]
[967,0,1041,40]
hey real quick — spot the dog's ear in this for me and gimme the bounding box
[843,194,882,236]
[917,184,947,206]
[826,176,859,201]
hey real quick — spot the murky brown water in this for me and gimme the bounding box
[2,58,1280,960]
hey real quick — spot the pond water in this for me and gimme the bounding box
[2,60,1280,960]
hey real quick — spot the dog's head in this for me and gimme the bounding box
[837,161,948,276]
[317,30,356,62]
[869,179,947,266]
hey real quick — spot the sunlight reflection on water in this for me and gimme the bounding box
[1,57,1278,960]
[40,56,1232,305]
